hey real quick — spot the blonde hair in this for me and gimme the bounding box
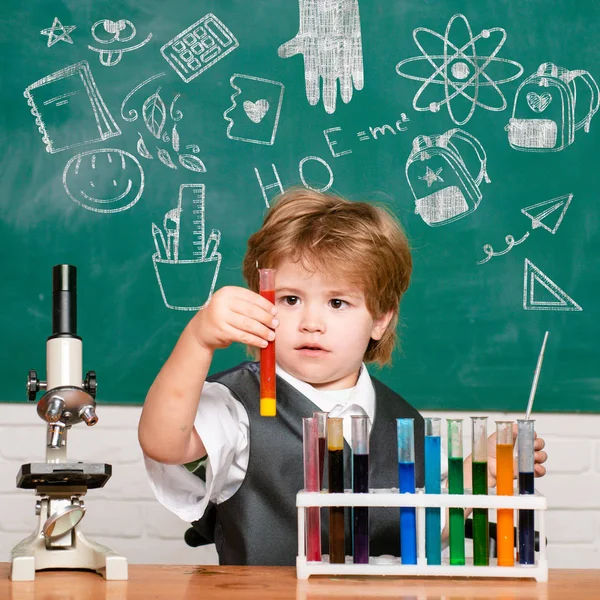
[242,188,412,365]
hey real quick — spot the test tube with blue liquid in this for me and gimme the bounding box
[397,418,416,564]
[424,417,441,565]
[448,418,465,565]
[351,415,369,564]
[471,416,489,566]
[518,419,535,565]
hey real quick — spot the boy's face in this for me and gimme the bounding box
[273,259,393,390]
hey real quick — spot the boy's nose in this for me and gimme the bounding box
[299,308,326,333]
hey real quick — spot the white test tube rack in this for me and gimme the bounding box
[296,488,548,582]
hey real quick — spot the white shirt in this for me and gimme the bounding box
[144,364,448,524]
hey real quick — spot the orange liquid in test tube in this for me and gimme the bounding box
[496,441,515,566]
[259,269,276,416]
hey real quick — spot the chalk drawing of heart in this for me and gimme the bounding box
[527,92,552,113]
[243,99,269,123]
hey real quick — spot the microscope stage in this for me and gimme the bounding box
[17,462,111,489]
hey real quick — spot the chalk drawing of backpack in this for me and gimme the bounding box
[507,62,599,152]
[406,129,491,227]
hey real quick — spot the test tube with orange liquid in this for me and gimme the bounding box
[259,269,276,417]
[496,421,515,566]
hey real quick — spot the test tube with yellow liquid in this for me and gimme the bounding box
[259,269,276,416]
[496,421,515,566]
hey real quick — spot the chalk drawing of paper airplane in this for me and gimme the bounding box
[523,258,582,311]
[152,184,222,311]
[24,61,121,153]
[521,193,573,234]
[161,14,238,83]
[223,74,285,145]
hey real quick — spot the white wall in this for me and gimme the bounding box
[1,403,598,568]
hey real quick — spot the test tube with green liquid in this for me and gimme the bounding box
[471,416,489,566]
[518,419,535,565]
[448,418,465,565]
[424,418,441,565]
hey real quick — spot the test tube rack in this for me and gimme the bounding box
[296,488,547,582]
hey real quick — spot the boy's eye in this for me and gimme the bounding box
[283,296,299,306]
[329,299,347,309]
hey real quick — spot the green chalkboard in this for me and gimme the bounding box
[1,0,599,412]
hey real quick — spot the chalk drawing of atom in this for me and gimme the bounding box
[396,14,524,125]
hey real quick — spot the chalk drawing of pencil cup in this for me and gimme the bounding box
[406,128,490,227]
[507,62,599,152]
[152,184,222,311]
[153,230,222,311]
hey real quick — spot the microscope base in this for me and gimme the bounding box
[10,526,128,581]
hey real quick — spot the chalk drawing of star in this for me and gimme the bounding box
[41,17,76,48]
[419,166,444,187]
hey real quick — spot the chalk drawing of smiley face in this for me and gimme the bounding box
[63,149,144,213]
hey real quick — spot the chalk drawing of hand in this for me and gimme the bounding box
[278,0,364,114]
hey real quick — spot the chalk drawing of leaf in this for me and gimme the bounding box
[143,87,166,139]
[170,93,183,122]
[172,124,180,153]
[179,154,207,172]
[157,148,177,169]
[136,133,153,159]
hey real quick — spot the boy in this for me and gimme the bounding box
[139,188,547,565]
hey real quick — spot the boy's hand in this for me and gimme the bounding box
[188,286,278,351]
[487,423,548,488]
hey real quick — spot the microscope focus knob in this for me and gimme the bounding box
[84,371,97,399]
[27,370,40,402]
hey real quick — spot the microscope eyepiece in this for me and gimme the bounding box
[52,264,77,337]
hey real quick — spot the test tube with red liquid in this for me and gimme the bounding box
[303,417,322,561]
[259,269,276,417]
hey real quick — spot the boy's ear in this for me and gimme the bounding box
[370,309,395,341]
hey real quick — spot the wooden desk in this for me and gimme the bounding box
[1,564,599,599]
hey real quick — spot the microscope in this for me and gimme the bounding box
[10,265,128,581]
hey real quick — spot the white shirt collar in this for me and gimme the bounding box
[275,363,375,445]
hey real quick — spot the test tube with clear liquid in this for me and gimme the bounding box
[351,415,370,564]
[313,411,328,490]
[471,416,489,565]
[397,418,416,564]
[302,417,321,561]
[448,419,465,565]
[327,417,345,563]
[496,421,515,566]
[424,417,441,565]
[518,419,535,565]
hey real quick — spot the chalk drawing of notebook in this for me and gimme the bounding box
[24,61,121,153]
